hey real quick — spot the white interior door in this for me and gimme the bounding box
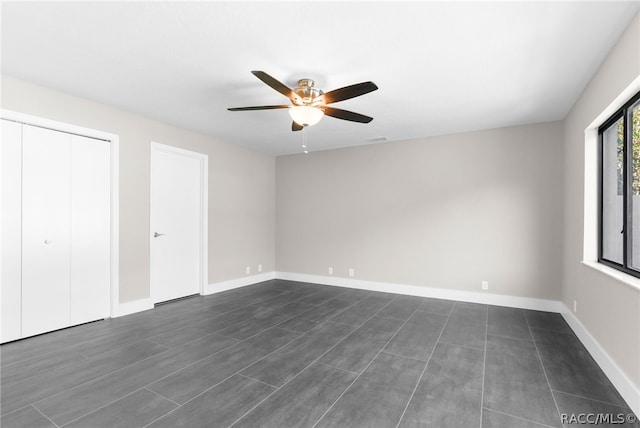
[22,125,72,337]
[150,143,206,304]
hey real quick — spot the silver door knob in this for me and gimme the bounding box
[153,232,165,238]
[44,239,53,245]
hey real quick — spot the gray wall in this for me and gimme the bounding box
[277,122,564,300]
[1,76,276,302]
[562,13,640,391]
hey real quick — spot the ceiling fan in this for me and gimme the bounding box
[228,71,378,131]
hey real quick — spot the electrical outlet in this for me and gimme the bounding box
[573,300,577,313]
[258,264,262,273]
[245,266,251,275]
[481,280,489,290]
[328,267,333,275]
[349,268,355,277]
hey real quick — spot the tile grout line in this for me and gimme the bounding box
[140,339,304,425]
[310,298,425,428]
[236,373,279,389]
[144,309,252,346]
[18,300,246,371]
[224,295,409,428]
[524,312,565,428]
[139,323,301,394]
[378,349,429,364]
[144,387,182,407]
[216,313,301,341]
[268,296,350,330]
[13,345,177,417]
[272,325,304,334]
[223,327,359,428]
[32,404,61,428]
[328,299,398,329]
[479,304,489,427]
[276,293,372,330]
[0,350,94,390]
[130,387,192,428]
[329,293,372,316]
[437,338,485,352]
[167,297,313,352]
[314,361,361,376]
[138,392,186,428]
[286,288,358,309]
[323,319,361,328]
[28,319,272,423]
[277,294,380,335]
[0,322,119,368]
[141,325,307,428]
[394,302,455,428]
[1,334,165,379]
[484,331,535,343]
[3,287,290,418]
[219,288,301,308]
[376,314,419,322]
[53,387,149,427]
[482,406,559,428]
[549,389,635,409]
[71,305,241,355]
[0,403,35,419]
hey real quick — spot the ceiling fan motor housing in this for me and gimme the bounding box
[293,79,323,106]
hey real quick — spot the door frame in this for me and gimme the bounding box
[149,142,208,302]
[0,109,120,319]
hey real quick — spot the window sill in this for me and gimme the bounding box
[582,261,640,292]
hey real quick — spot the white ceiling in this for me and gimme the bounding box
[1,1,638,156]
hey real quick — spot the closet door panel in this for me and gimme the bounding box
[21,125,71,337]
[70,135,111,324]
[1,120,23,342]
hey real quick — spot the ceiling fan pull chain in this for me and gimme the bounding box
[302,127,309,154]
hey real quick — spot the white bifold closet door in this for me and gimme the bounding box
[20,125,110,338]
[69,133,111,326]
[1,120,23,342]
[22,125,72,336]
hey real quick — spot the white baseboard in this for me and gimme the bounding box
[204,272,276,295]
[275,272,562,312]
[111,273,277,318]
[560,304,640,416]
[113,298,153,318]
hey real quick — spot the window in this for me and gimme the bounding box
[599,91,640,276]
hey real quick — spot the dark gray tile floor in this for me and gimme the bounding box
[1,280,637,428]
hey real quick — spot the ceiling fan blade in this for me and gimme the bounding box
[227,105,290,111]
[321,81,378,104]
[322,107,373,123]
[292,121,303,132]
[251,71,299,102]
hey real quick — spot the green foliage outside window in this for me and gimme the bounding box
[616,106,640,195]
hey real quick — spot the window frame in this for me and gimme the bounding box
[598,90,640,278]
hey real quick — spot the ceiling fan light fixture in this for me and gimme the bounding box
[289,106,324,127]
[228,71,377,131]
